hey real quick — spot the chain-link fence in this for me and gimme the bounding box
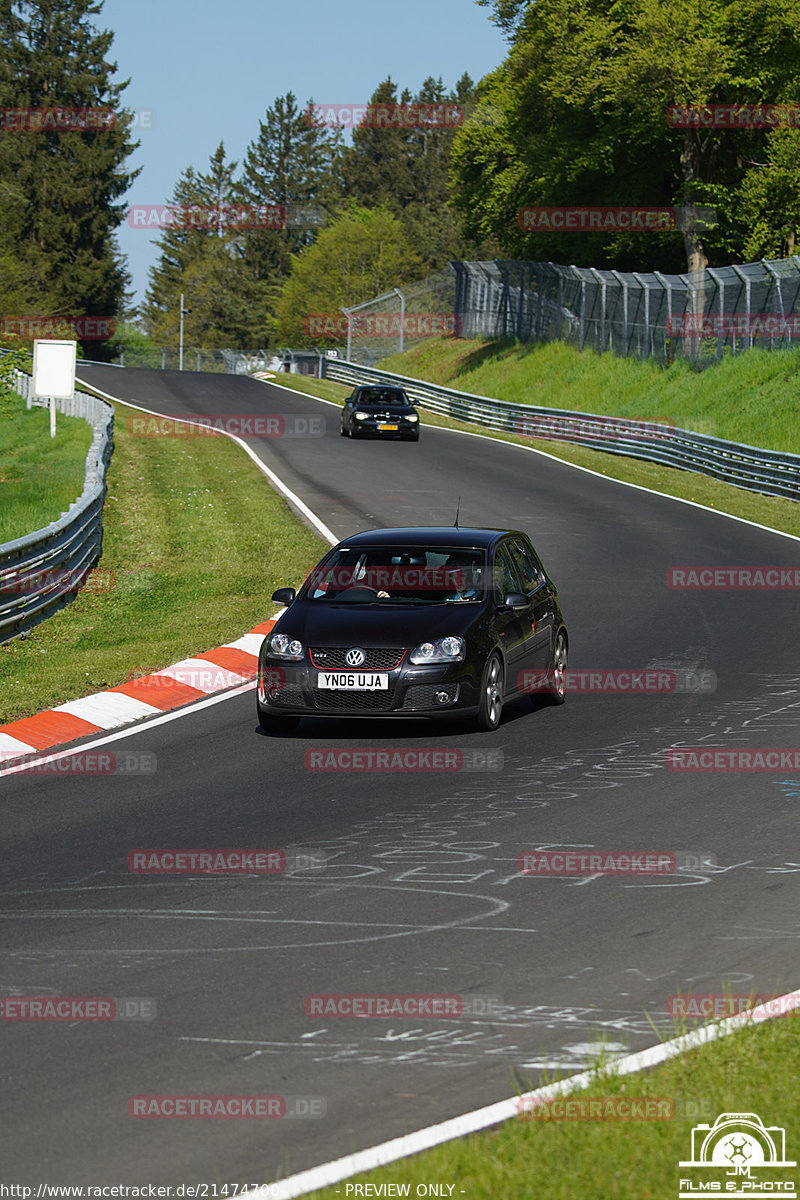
[335,257,800,366]
[451,259,800,364]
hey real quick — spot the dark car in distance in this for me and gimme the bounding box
[340,385,420,441]
[257,526,568,733]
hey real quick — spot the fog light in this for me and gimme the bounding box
[434,690,450,704]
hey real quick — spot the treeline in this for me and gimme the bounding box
[459,0,800,274]
[142,77,497,351]
[3,0,800,358]
[0,0,137,360]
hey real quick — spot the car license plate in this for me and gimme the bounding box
[377,423,398,431]
[317,672,389,690]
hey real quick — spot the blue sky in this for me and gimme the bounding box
[102,0,509,306]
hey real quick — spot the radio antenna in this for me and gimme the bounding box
[454,495,461,529]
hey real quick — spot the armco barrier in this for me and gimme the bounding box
[322,360,800,502]
[0,373,114,642]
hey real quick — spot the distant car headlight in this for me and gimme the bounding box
[406,414,419,422]
[409,636,465,665]
[268,633,304,660]
[355,412,369,420]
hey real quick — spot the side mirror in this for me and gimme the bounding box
[503,591,529,611]
[271,587,296,606]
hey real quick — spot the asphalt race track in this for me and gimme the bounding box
[3,366,800,1185]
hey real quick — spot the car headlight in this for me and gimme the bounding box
[406,414,419,422]
[355,412,369,420]
[268,633,304,660]
[409,636,465,665]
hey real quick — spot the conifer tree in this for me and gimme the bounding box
[0,0,138,357]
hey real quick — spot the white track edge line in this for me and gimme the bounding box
[0,680,257,778]
[75,378,338,546]
[254,988,800,1199]
[262,374,800,545]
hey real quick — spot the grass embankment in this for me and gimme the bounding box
[0,387,94,543]
[380,337,800,453]
[0,396,327,725]
[270,361,800,539]
[301,1015,800,1199]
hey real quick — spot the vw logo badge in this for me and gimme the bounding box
[345,647,366,667]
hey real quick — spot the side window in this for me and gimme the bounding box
[509,539,545,593]
[493,545,524,604]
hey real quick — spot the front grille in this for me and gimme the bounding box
[314,689,395,711]
[310,647,406,670]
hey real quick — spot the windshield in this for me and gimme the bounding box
[303,545,486,604]
[357,389,409,407]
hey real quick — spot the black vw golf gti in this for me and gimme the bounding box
[257,527,568,733]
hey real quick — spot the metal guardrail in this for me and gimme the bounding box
[322,359,800,502]
[0,374,114,643]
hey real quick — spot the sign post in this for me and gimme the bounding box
[32,339,77,437]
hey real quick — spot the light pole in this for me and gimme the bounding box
[393,287,406,355]
[179,293,191,371]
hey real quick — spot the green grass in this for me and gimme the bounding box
[298,1015,800,1199]
[268,371,800,539]
[378,337,800,453]
[0,396,327,725]
[0,386,94,543]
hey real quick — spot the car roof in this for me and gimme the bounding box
[333,526,528,550]
[355,384,406,391]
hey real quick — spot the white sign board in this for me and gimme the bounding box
[33,339,76,400]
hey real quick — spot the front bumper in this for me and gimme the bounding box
[352,419,418,438]
[258,653,479,718]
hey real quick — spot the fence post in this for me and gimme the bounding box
[632,274,650,359]
[762,260,786,349]
[578,272,587,351]
[534,264,544,340]
[610,271,629,356]
[590,268,606,354]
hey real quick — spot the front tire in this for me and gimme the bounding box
[546,629,568,705]
[476,652,504,731]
